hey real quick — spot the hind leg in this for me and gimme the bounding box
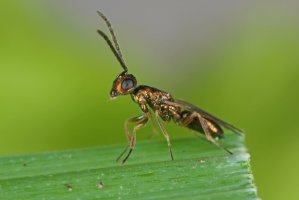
[178,112,232,154]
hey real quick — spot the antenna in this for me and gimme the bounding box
[97,11,128,72]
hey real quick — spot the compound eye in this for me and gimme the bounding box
[121,79,134,90]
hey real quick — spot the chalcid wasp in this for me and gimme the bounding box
[97,11,243,164]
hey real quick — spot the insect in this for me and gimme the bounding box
[97,11,243,164]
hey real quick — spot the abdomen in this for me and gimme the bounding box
[180,110,224,139]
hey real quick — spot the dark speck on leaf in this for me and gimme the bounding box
[65,184,73,192]
[96,181,104,189]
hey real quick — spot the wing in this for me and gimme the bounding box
[165,99,243,135]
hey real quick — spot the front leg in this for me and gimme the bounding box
[116,114,145,162]
[117,113,149,164]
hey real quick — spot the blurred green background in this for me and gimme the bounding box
[1,1,298,200]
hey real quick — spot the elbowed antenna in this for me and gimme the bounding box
[97,10,128,72]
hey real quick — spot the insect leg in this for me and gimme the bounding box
[122,113,149,164]
[181,112,233,155]
[155,111,174,161]
[97,11,128,72]
[116,114,145,162]
[148,110,159,139]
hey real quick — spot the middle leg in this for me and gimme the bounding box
[155,111,174,161]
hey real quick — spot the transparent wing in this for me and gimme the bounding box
[165,99,243,135]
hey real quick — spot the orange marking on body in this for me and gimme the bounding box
[207,121,218,133]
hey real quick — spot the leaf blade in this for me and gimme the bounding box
[0,134,258,200]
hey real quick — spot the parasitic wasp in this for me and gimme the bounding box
[97,11,243,164]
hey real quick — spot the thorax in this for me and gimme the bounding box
[131,85,175,121]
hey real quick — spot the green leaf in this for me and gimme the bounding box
[0,134,258,200]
